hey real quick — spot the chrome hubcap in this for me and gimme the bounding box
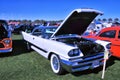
[53,57,59,70]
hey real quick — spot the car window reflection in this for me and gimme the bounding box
[99,30,116,38]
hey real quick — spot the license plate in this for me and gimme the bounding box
[92,60,100,68]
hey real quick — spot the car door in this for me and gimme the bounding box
[110,30,120,57]
[31,28,46,51]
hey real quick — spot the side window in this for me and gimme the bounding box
[118,31,120,39]
[32,28,42,36]
[99,30,116,38]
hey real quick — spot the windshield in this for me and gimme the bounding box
[54,34,81,39]
[45,27,57,34]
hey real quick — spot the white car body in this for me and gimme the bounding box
[22,32,77,59]
[22,8,111,74]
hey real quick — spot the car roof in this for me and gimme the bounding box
[101,26,120,31]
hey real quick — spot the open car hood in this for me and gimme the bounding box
[51,8,103,37]
[0,20,9,39]
[0,20,8,30]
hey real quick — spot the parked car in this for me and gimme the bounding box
[22,8,111,74]
[0,20,12,53]
[13,24,36,34]
[12,24,28,34]
[84,26,120,58]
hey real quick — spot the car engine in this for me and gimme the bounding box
[56,36,104,56]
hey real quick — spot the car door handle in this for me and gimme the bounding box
[33,37,35,40]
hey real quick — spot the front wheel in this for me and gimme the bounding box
[50,54,65,75]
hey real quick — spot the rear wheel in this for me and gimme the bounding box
[26,42,31,51]
[50,54,65,75]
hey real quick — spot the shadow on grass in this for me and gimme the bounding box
[12,39,30,55]
[71,66,103,76]
[0,39,31,57]
[71,56,118,76]
[106,56,120,67]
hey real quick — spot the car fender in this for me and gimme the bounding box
[95,40,111,50]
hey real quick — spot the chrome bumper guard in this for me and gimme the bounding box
[0,48,12,53]
[61,53,109,72]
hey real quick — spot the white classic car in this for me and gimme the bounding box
[22,8,111,74]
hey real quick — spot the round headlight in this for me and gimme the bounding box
[68,49,80,57]
[73,49,80,55]
[3,40,11,44]
[106,43,111,49]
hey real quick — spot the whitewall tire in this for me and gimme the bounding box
[50,54,65,75]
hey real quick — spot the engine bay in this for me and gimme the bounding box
[55,36,104,56]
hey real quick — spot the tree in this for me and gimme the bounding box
[114,18,119,22]
[21,19,29,24]
[108,18,113,23]
[34,19,40,24]
[97,18,102,22]
[102,18,107,22]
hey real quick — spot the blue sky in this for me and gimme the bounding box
[0,0,120,21]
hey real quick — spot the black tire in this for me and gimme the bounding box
[26,42,31,51]
[50,54,65,75]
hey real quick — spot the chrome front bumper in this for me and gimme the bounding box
[0,48,12,53]
[60,53,105,72]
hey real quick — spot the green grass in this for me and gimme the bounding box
[0,34,120,80]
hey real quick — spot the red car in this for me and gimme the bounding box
[0,20,12,53]
[84,26,120,58]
